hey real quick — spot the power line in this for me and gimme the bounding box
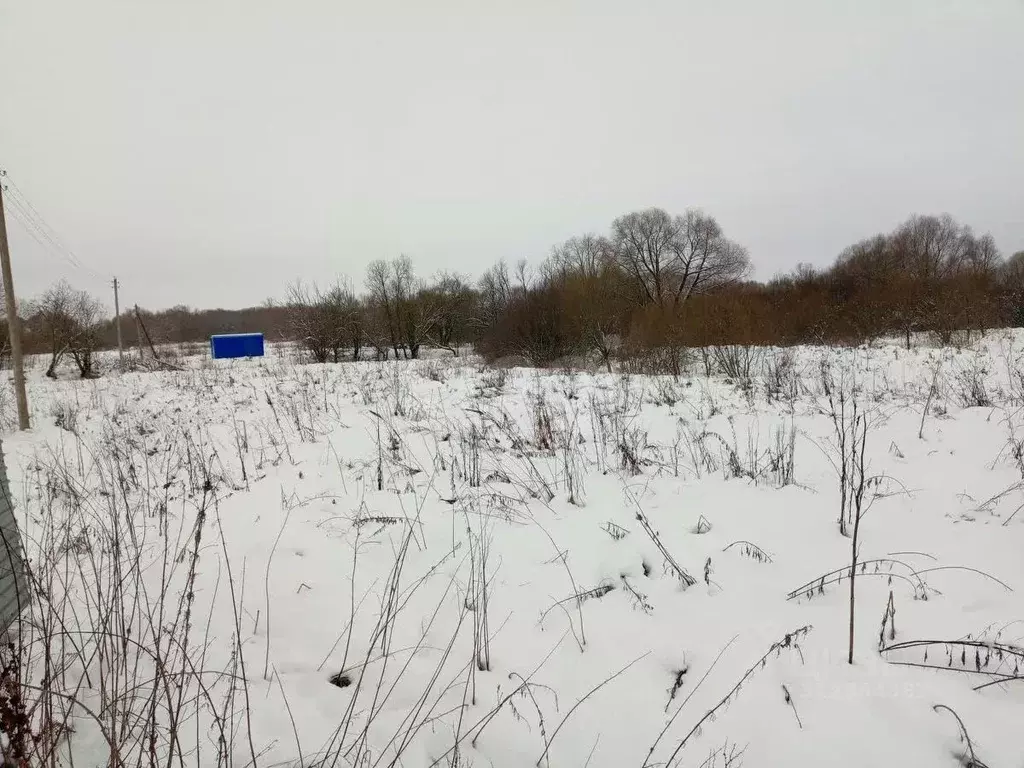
[3,195,85,272]
[0,170,103,280]
[1,174,84,267]
[4,200,104,281]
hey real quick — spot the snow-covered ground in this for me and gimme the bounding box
[3,333,1024,768]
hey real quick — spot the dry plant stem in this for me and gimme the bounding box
[910,566,1012,592]
[932,704,986,768]
[787,557,926,601]
[429,630,567,764]
[880,638,1024,676]
[919,368,938,439]
[371,607,471,767]
[264,493,297,681]
[319,527,449,768]
[849,414,867,664]
[379,612,514,768]
[536,651,650,767]
[14,681,121,763]
[336,538,418,767]
[16,427,256,768]
[214,501,259,768]
[662,626,812,768]
[721,541,772,563]
[316,530,367,673]
[643,636,738,768]
[528,515,588,649]
[633,506,697,587]
[272,668,304,768]
[973,675,1024,691]
[781,684,802,729]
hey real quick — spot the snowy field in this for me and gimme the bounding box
[3,333,1024,768]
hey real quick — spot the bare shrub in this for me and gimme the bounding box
[6,427,257,767]
[818,360,891,663]
[820,360,866,537]
[617,426,651,475]
[49,399,80,433]
[561,415,586,506]
[620,345,693,378]
[649,377,684,407]
[699,420,786,485]
[951,356,993,408]
[0,384,16,432]
[422,359,448,382]
[530,389,557,453]
[475,367,509,398]
[27,280,107,378]
[763,349,799,406]
[712,345,763,383]
[766,422,797,487]
[680,421,718,478]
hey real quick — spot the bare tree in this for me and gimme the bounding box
[671,209,750,305]
[891,213,972,282]
[477,260,514,330]
[612,208,682,306]
[1004,250,1024,288]
[891,215,1002,344]
[286,279,361,363]
[286,281,329,363]
[547,234,615,281]
[544,239,624,371]
[394,256,437,359]
[365,256,435,359]
[27,280,105,378]
[323,281,363,361]
[423,272,475,356]
[68,289,105,377]
[30,281,75,377]
[364,259,400,358]
[612,207,749,308]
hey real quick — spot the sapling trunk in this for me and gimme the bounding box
[848,415,867,665]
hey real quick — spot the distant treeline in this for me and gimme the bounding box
[9,208,1024,376]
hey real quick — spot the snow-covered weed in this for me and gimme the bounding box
[952,363,992,409]
[49,399,80,433]
[5,427,257,768]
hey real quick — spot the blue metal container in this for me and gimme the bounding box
[210,333,265,359]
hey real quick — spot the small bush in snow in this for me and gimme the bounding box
[650,377,683,407]
[50,399,80,433]
[951,357,992,408]
[763,349,799,406]
[475,367,508,398]
[423,359,448,382]
[712,345,763,384]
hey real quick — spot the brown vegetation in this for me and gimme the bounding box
[10,209,1024,372]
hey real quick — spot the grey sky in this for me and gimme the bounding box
[2,0,1022,311]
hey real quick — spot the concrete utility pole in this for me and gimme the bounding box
[0,173,30,430]
[112,277,124,369]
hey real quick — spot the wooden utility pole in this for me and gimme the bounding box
[0,174,30,430]
[112,277,124,369]
[134,305,144,361]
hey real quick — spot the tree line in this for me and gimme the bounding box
[8,207,1024,376]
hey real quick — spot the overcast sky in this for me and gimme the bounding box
[2,0,1022,311]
